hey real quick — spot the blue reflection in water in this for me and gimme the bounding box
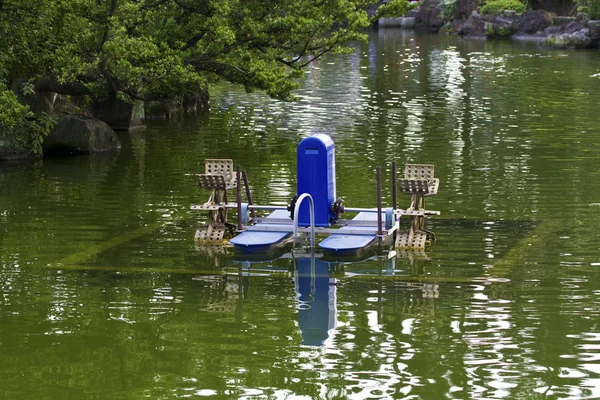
[294,256,337,346]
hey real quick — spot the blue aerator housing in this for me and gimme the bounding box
[297,134,336,227]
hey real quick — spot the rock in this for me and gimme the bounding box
[544,25,564,35]
[485,16,516,37]
[504,10,517,18]
[415,0,443,27]
[428,8,445,31]
[564,21,585,33]
[406,9,420,18]
[10,78,54,116]
[458,11,486,36]
[454,0,478,21]
[576,12,590,24]
[588,20,600,40]
[91,96,145,131]
[379,17,416,27]
[43,115,121,155]
[145,99,181,120]
[542,29,592,48]
[401,17,417,28]
[554,16,576,25]
[516,10,553,34]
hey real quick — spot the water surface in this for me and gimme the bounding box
[2,29,600,399]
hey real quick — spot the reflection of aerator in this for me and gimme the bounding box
[295,256,337,347]
[192,133,440,254]
[219,249,435,347]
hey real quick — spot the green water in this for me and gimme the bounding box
[2,29,600,399]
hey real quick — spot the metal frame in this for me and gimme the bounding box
[193,160,440,251]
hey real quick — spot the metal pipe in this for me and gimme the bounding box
[221,204,288,211]
[236,166,243,231]
[376,167,383,239]
[224,204,389,213]
[292,193,315,250]
[242,170,255,217]
[342,207,380,213]
[391,161,397,214]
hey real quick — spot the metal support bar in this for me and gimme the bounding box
[245,223,398,236]
[342,207,381,213]
[197,204,381,213]
[247,205,289,211]
[292,193,315,251]
[236,166,243,231]
[242,170,255,218]
[376,167,383,239]
[392,161,397,215]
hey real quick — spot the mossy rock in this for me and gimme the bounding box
[542,31,592,48]
[485,17,516,37]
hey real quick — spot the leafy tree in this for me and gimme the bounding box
[0,0,419,134]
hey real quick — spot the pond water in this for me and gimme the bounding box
[2,29,600,399]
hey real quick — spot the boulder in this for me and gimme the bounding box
[428,8,445,31]
[458,11,486,36]
[91,96,145,131]
[43,115,121,155]
[542,29,592,48]
[554,16,576,25]
[401,17,417,28]
[454,0,478,21]
[516,10,553,34]
[486,15,516,37]
[544,25,564,35]
[564,21,585,33]
[576,12,590,24]
[11,78,54,116]
[145,99,181,120]
[416,0,443,28]
[588,20,600,41]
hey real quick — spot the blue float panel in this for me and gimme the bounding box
[230,231,290,251]
[230,210,292,252]
[318,212,381,254]
[297,134,336,227]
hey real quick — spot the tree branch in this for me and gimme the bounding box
[182,31,207,50]
[172,0,213,17]
[35,76,90,96]
[140,0,170,10]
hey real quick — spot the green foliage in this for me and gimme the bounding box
[374,0,417,19]
[31,113,58,145]
[2,0,375,103]
[439,0,458,20]
[575,0,600,18]
[0,0,378,157]
[480,0,527,15]
[0,88,31,129]
[589,0,600,19]
[0,88,56,157]
[440,21,454,33]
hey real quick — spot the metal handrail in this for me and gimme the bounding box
[292,193,315,250]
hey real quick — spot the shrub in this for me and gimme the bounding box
[480,0,527,15]
[439,0,458,19]
[375,0,417,19]
[589,0,600,19]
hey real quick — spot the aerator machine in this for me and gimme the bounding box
[191,133,440,254]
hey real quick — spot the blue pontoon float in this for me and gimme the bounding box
[192,133,440,254]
